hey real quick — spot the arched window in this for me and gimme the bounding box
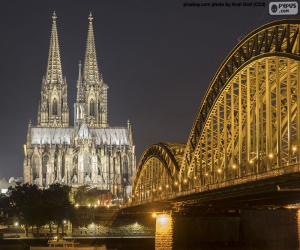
[123,156,129,183]
[90,99,95,116]
[42,154,49,187]
[32,155,40,180]
[52,98,58,116]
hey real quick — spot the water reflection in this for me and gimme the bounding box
[155,213,173,250]
[153,209,300,250]
[73,222,153,237]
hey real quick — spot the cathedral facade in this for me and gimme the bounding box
[23,12,136,200]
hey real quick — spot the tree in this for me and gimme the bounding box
[0,194,11,225]
[44,183,73,235]
[9,184,43,236]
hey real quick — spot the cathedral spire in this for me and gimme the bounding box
[76,60,84,102]
[83,12,102,84]
[46,11,63,84]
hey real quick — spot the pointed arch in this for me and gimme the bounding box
[123,156,129,184]
[90,99,95,116]
[42,154,49,187]
[52,98,58,116]
[31,154,40,180]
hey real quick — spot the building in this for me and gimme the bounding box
[23,12,136,200]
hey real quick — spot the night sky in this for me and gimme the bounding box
[0,0,295,177]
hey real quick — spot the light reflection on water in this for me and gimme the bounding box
[155,213,173,250]
[153,209,300,250]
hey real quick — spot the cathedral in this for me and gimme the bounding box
[23,12,136,200]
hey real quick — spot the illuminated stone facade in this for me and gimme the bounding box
[23,12,135,200]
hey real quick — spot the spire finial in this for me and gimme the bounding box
[77,60,84,102]
[46,11,63,84]
[88,12,93,22]
[52,11,57,21]
[83,12,102,84]
[78,60,82,80]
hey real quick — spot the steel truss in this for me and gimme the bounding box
[133,20,300,203]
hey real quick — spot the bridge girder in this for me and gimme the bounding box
[133,20,300,204]
[181,20,300,180]
[132,143,185,202]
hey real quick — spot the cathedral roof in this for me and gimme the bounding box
[30,126,130,146]
[90,128,129,145]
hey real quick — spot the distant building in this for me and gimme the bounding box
[23,12,136,200]
[0,177,23,194]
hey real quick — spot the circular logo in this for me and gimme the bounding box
[271,4,278,13]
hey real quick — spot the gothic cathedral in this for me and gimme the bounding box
[23,12,136,200]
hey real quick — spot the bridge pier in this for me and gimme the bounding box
[154,208,300,249]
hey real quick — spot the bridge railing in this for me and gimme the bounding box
[177,163,300,197]
[128,163,300,206]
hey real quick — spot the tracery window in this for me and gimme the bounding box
[32,155,40,180]
[123,156,129,183]
[42,154,49,187]
[90,99,95,116]
[52,98,58,116]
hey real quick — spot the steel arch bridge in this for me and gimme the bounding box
[132,20,300,204]
[133,143,185,202]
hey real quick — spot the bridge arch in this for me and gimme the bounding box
[131,20,300,204]
[132,142,185,202]
[179,20,300,188]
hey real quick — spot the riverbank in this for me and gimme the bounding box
[0,237,155,250]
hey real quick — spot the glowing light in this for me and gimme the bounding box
[166,184,169,188]
[174,181,178,186]
[268,153,274,159]
[157,214,169,225]
[94,204,98,208]
[232,164,237,169]
[88,203,91,208]
[193,176,197,180]
[183,179,188,184]
[14,222,19,227]
[153,188,156,192]
[75,203,79,208]
[159,186,162,191]
[217,168,222,173]
[63,220,67,224]
[156,213,173,239]
[249,159,254,164]
[152,212,157,218]
[292,145,298,152]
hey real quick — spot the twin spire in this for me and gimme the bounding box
[46,11,62,84]
[83,13,102,84]
[46,11,102,85]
